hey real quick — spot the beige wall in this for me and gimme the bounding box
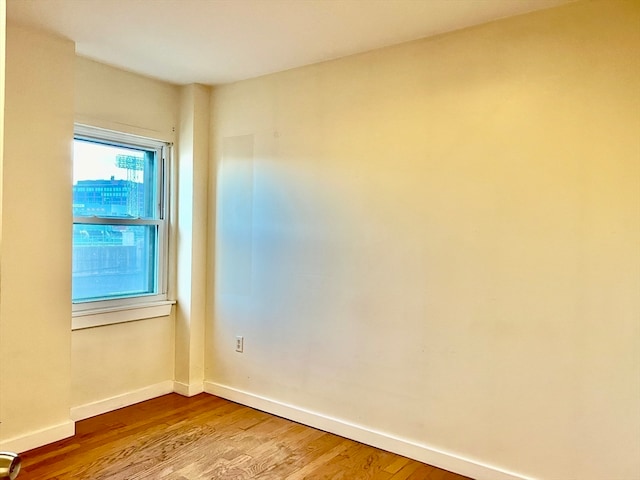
[207,2,640,479]
[0,45,199,437]
[0,23,75,449]
[71,57,179,409]
[174,84,210,396]
[72,318,175,407]
[75,57,178,143]
[0,0,5,248]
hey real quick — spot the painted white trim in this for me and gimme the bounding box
[204,382,535,480]
[173,381,204,397]
[72,301,174,330]
[70,380,174,421]
[74,116,176,144]
[0,420,75,454]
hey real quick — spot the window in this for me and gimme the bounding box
[72,125,170,316]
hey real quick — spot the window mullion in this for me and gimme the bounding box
[73,217,162,226]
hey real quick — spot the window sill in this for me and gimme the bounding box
[72,300,175,330]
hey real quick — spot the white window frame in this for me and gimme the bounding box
[72,125,173,329]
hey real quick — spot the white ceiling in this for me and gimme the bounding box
[7,0,572,86]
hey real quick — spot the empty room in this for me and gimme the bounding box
[0,0,638,479]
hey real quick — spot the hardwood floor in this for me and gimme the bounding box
[19,393,472,480]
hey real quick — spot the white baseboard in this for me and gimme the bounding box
[70,380,174,421]
[173,381,204,397]
[204,381,534,480]
[0,419,75,454]
[6,381,532,479]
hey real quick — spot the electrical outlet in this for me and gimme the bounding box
[235,336,244,353]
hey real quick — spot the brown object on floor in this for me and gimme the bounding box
[19,393,472,480]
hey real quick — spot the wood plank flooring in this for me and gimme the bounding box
[19,393,472,480]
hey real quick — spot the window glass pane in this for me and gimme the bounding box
[72,224,157,302]
[73,139,157,219]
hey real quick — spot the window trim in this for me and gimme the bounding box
[72,301,174,330]
[72,124,173,326]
